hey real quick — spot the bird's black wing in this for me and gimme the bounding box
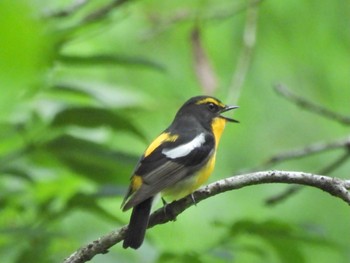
[122,131,214,210]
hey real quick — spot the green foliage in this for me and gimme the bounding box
[0,0,349,262]
[224,219,340,263]
[51,107,146,140]
[0,0,53,120]
[43,134,137,183]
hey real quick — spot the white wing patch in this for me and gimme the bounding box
[162,133,206,159]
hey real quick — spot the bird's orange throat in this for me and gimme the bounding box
[211,117,227,148]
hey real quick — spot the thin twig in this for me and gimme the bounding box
[264,185,301,206]
[227,0,259,104]
[63,170,350,263]
[263,136,350,168]
[141,0,264,41]
[205,0,263,21]
[275,84,350,126]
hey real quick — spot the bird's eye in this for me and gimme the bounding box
[207,102,218,112]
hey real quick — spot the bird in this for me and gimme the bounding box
[121,95,239,249]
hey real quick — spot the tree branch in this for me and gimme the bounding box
[274,83,350,126]
[265,151,350,205]
[191,26,218,95]
[63,170,350,263]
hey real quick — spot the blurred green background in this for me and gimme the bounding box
[1,0,349,262]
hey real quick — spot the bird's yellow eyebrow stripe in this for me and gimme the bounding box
[144,132,178,157]
[196,98,225,107]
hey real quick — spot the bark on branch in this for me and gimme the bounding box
[63,170,350,263]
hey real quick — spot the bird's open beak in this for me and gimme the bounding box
[220,105,239,123]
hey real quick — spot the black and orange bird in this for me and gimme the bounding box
[121,96,239,249]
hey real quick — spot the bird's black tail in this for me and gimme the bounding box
[123,198,152,249]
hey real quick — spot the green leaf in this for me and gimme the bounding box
[227,219,339,263]
[52,80,146,108]
[157,252,202,263]
[0,167,34,184]
[64,192,124,223]
[0,225,56,263]
[0,0,53,121]
[51,107,146,140]
[253,221,305,263]
[58,54,166,72]
[13,227,53,263]
[43,134,138,184]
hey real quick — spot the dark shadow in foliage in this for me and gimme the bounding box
[157,252,202,263]
[51,106,146,141]
[58,54,166,72]
[0,167,35,184]
[63,192,124,224]
[44,134,138,184]
[215,219,342,263]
